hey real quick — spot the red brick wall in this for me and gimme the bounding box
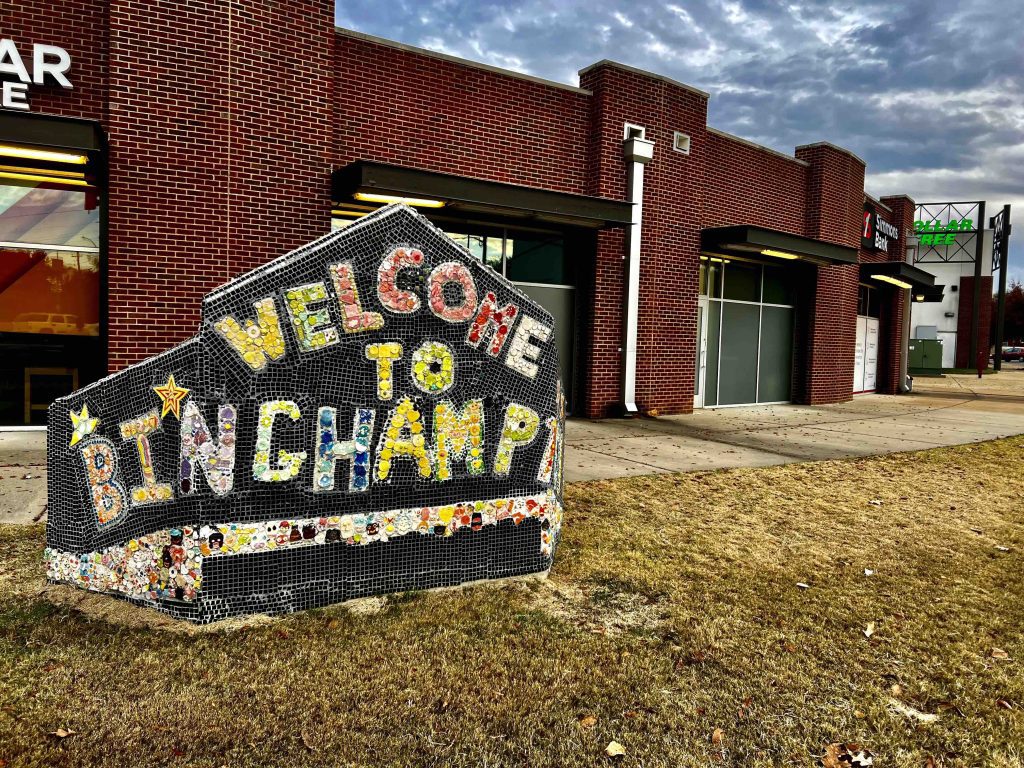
[104,0,334,369]
[333,32,591,193]
[3,6,908,415]
[794,144,866,405]
[956,276,993,369]
[875,196,915,394]
[579,64,708,417]
[703,131,808,234]
[0,0,108,122]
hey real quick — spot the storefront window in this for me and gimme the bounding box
[505,235,566,284]
[858,285,881,318]
[0,178,102,425]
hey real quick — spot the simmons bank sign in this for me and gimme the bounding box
[0,39,73,111]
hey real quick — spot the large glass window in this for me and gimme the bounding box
[0,177,102,425]
[701,259,796,407]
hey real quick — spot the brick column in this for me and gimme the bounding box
[579,62,708,417]
[877,195,916,393]
[794,143,866,404]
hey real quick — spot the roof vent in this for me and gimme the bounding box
[673,132,691,154]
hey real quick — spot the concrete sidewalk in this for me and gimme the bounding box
[4,373,1024,522]
[567,383,1024,481]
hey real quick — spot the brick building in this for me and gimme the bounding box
[0,0,937,426]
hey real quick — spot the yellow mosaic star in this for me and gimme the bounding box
[153,374,189,420]
[68,403,100,448]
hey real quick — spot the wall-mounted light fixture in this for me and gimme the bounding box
[0,169,89,186]
[353,192,445,208]
[871,274,913,290]
[761,248,800,260]
[0,143,88,165]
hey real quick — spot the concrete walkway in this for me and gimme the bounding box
[4,372,1024,522]
[567,377,1024,481]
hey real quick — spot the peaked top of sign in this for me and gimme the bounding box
[199,204,556,384]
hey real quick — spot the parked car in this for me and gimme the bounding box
[5,312,83,335]
[1001,346,1024,361]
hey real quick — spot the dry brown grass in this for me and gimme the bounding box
[1,437,1023,767]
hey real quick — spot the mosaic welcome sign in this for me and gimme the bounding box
[46,205,565,623]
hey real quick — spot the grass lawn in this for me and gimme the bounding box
[1,438,1023,767]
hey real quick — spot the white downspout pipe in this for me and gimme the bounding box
[621,135,654,414]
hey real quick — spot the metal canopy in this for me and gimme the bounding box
[0,111,103,152]
[333,160,633,229]
[913,284,945,303]
[859,261,936,290]
[700,225,858,265]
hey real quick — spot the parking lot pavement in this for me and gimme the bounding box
[5,372,1024,520]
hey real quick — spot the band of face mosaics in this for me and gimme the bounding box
[45,205,566,622]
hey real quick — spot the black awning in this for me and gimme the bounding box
[701,225,858,265]
[333,160,632,229]
[0,111,103,152]
[912,284,945,303]
[859,261,936,291]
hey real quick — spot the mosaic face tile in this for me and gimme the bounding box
[46,204,565,623]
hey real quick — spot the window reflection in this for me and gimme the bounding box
[0,181,100,249]
[0,248,100,336]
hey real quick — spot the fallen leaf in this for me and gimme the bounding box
[990,647,1011,660]
[924,757,938,768]
[820,742,874,768]
[863,622,875,639]
[605,741,626,758]
[171,747,185,758]
[854,709,866,719]
[49,728,76,739]
[712,727,725,746]
[995,545,1011,552]
[888,698,939,723]
[868,499,882,506]
[864,569,875,576]
[996,698,1014,710]
[738,697,753,719]
[796,582,810,590]
[890,683,903,696]
[578,715,598,729]
[301,729,316,751]
[623,710,641,719]
[781,640,797,653]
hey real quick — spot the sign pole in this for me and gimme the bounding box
[993,204,1011,371]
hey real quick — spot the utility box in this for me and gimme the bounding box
[909,339,943,375]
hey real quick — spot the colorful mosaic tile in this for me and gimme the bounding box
[46,204,564,623]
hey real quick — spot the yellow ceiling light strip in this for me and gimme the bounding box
[0,170,90,187]
[353,191,445,208]
[871,274,913,290]
[0,143,88,165]
[0,164,85,179]
[761,248,801,260]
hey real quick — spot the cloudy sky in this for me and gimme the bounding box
[335,0,1024,281]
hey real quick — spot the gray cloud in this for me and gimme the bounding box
[335,0,1024,281]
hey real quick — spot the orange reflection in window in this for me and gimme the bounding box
[0,248,100,336]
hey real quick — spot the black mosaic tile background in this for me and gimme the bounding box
[46,205,564,623]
